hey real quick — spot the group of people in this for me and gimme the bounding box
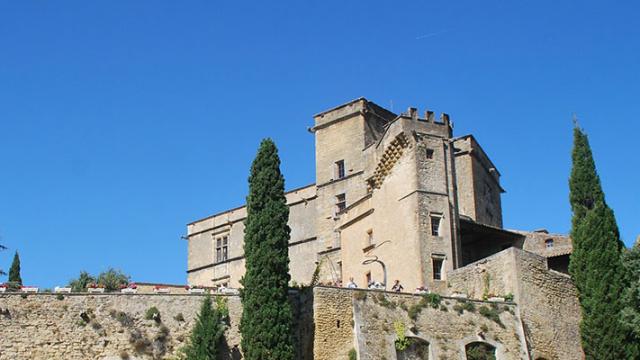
[343,277,430,294]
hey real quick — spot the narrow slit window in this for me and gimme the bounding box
[335,160,345,179]
[433,258,444,280]
[216,238,222,263]
[366,229,374,246]
[430,215,441,236]
[336,193,346,213]
[222,236,229,261]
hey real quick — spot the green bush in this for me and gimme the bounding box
[408,304,422,320]
[421,293,441,309]
[394,321,412,351]
[348,348,357,360]
[97,268,130,292]
[479,305,504,328]
[145,306,161,322]
[182,295,229,359]
[56,294,64,300]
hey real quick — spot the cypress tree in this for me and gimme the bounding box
[621,238,640,352]
[239,139,294,360]
[8,251,22,286]
[568,127,634,359]
[183,295,228,360]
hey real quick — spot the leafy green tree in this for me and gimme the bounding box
[239,139,295,360]
[97,268,130,292]
[183,295,229,359]
[568,127,636,359]
[622,237,640,339]
[68,271,96,292]
[8,251,22,288]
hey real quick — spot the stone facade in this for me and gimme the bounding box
[183,97,582,358]
[186,98,512,291]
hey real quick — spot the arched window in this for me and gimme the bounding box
[396,337,430,360]
[465,341,496,360]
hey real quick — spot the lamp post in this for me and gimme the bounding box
[362,256,387,291]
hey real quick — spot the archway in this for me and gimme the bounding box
[465,341,496,360]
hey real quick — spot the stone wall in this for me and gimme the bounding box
[0,293,241,360]
[448,248,583,359]
[0,291,313,360]
[313,286,530,360]
[0,294,242,360]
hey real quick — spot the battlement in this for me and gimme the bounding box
[402,106,451,128]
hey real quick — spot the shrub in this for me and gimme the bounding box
[504,293,514,302]
[421,293,442,309]
[479,305,504,328]
[376,293,396,309]
[56,294,64,301]
[182,295,229,359]
[145,306,161,322]
[97,268,130,292]
[408,304,422,320]
[461,300,476,312]
[394,321,412,351]
[348,348,357,360]
[68,271,96,292]
[116,311,132,327]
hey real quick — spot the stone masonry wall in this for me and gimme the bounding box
[0,293,242,360]
[313,286,530,360]
[0,292,313,360]
[448,248,583,359]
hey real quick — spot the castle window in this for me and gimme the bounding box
[432,257,444,280]
[430,215,442,236]
[426,148,434,159]
[335,160,345,179]
[336,193,346,213]
[545,239,554,248]
[366,229,374,246]
[216,236,229,263]
[365,271,371,286]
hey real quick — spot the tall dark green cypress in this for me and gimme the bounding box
[8,251,22,286]
[568,127,634,359]
[239,139,294,360]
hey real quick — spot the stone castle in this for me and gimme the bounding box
[0,98,583,359]
[182,98,583,359]
[186,98,573,292]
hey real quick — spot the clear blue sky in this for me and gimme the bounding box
[1,1,638,288]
